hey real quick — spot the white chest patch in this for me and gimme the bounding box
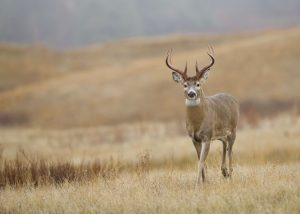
[185,98,200,106]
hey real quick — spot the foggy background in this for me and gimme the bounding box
[0,0,300,48]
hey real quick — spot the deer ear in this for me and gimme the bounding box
[172,72,184,84]
[199,69,210,84]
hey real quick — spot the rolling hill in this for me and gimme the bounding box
[0,27,300,128]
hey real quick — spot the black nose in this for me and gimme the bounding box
[188,91,196,98]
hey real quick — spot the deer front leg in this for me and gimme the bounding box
[197,141,210,185]
[193,140,202,160]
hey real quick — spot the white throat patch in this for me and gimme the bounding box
[185,98,200,106]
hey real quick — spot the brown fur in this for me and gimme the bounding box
[186,92,239,141]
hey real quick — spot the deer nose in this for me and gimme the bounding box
[187,90,197,98]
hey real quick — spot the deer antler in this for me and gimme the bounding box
[166,49,187,79]
[196,45,215,79]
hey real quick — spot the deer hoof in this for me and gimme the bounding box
[221,168,230,178]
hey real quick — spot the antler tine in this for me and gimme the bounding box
[184,61,187,74]
[196,46,215,78]
[167,48,173,62]
[208,44,215,57]
[165,49,187,79]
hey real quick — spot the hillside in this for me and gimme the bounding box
[0,27,300,128]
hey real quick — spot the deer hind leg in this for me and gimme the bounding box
[220,140,230,178]
[197,141,210,185]
[227,133,236,177]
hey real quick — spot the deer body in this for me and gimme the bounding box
[165,47,239,185]
[186,93,239,141]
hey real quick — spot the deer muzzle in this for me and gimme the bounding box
[187,89,197,99]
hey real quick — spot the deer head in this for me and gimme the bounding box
[165,46,215,106]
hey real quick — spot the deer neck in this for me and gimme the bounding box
[185,89,207,131]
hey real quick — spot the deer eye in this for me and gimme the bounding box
[196,83,200,87]
[184,83,187,88]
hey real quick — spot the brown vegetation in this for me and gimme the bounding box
[0,153,119,188]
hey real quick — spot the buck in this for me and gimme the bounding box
[165,47,239,185]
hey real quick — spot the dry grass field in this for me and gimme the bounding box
[0,27,300,213]
[0,115,299,213]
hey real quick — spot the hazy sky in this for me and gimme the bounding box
[0,0,299,48]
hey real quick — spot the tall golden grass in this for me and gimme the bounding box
[0,115,299,213]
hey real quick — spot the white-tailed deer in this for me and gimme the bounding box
[165,47,239,185]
